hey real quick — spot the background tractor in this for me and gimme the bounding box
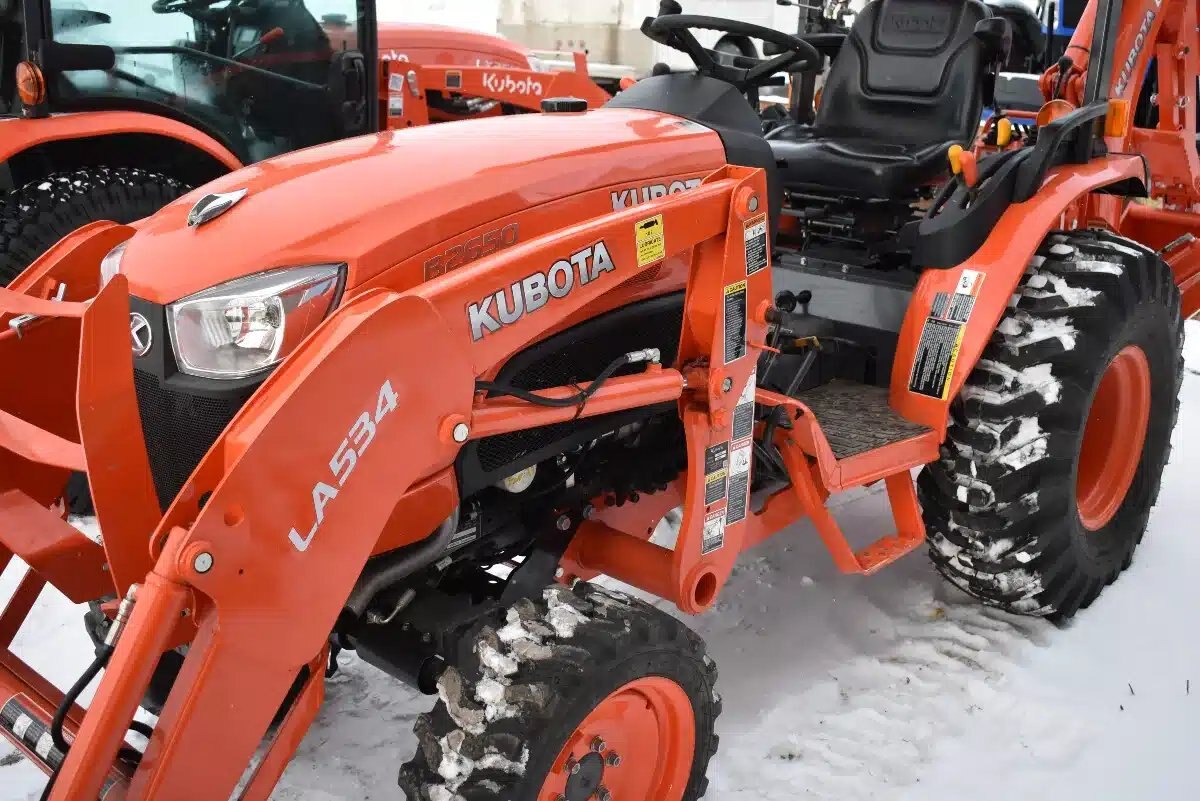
[0,0,1194,799]
[0,1,608,287]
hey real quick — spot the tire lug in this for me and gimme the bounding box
[590,736,606,753]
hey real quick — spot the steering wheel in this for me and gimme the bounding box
[152,0,221,13]
[645,5,821,92]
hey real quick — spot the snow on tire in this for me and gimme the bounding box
[399,582,720,801]
[919,230,1184,619]
[0,166,189,285]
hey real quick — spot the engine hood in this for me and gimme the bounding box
[119,108,725,304]
[377,22,530,68]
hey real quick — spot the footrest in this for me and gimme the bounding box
[855,531,925,575]
[797,380,930,459]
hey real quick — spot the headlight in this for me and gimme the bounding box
[100,242,127,287]
[167,264,345,379]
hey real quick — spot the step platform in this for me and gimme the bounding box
[759,380,941,575]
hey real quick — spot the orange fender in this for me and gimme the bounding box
[890,154,1147,432]
[0,111,243,173]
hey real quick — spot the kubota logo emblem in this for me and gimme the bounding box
[481,72,544,96]
[611,178,703,210]
[130,313,152,357]
[468,241,615,341]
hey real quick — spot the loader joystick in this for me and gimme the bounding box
[643,7,821,91]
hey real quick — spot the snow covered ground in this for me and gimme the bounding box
[2,320,1198,800]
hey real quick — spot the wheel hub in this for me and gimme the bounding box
[541,677,695,801]
[1076,345,1152,531]
[564,753,605,800]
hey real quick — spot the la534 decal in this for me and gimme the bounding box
[288,380,399,552]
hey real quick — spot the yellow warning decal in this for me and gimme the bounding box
[635,214,665,268]
[940,324,967,400]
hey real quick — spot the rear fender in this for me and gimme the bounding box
[0,112,242,173]
[891,155,1146,432]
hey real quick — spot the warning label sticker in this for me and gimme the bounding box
[723,280,748,364]
[702,508,727,555]
[732,368,756,441]
[388,96,405,117]
[704,441,729,506]
[726,439,752,525]
[908,317,966,399]
[908,270,984,399]
[636,214,666,268]
[744,214,768,275]
[388,73,405,92]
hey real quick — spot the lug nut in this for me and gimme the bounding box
[565,755,580,775]
[597,788,613,801]
[556,515,572,531]
[605,752,622,767]
[590,736,606,753]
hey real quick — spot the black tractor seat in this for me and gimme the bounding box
[768,127,964,198]
[768,0,1003,199]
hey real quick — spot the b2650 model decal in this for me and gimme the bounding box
[468,241,615,341]
[288,380,399,552]
[425,224,520,280]
[611,178,703,210]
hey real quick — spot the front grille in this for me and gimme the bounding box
[133,370,245,510]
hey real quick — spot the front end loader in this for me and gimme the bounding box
[0,0,1193,799]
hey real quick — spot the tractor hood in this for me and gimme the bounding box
[117,108,725,305]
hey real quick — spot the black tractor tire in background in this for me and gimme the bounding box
[400,582,720,801]
[0,166,189,286]
[0,167,190,515]
[920,230,1184,619]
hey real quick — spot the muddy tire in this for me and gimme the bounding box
[919,230,1184,619]
[0,167,189,285]
[400,582,720,801]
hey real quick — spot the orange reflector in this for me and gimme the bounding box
[1105,98,1131,138]
[619,76,637,91]
[947,144,964,175]
[16,61,46,106]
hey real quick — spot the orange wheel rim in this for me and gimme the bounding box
[1076,345,1151,531]
[539,676,695,801]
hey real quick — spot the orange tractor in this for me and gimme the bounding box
[0,2,607,285]
[0,0,1194,799]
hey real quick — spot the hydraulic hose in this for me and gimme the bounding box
[343,508,460,618]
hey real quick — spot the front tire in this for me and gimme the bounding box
[400,583,720,801]
[0,167,189,285]
[919,230,1184,619]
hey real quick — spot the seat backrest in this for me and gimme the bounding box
[815,0,993,146]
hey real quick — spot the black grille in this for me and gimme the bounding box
[133,370,245,510]
[470,293,685,479]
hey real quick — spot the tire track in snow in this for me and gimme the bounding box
[712,581,1081,800]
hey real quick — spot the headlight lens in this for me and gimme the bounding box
[167,264,345,379]
[99,242,127,287]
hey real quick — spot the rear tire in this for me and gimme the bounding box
[400,582,720,801]
[919,230,1184,619]
[0,167,189,285]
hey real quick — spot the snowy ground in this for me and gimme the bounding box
[3,320,1198,801]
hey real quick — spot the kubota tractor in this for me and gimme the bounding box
[0,0,1193,798]
[0,2,608,287]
